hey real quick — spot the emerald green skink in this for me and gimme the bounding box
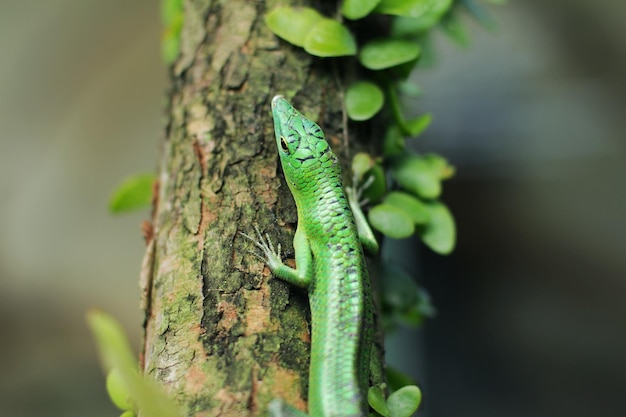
[244,96,378,417]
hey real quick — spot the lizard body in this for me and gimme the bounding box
[246,96,377,417]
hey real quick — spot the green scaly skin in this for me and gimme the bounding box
[245,96,378,417]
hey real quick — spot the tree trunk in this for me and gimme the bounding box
[141,1,382,416]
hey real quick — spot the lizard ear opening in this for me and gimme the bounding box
[279,136,289,153]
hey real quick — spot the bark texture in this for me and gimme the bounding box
[140,1,382,416]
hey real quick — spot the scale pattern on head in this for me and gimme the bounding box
[271,96,341,197]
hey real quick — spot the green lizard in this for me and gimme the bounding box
[244,95,378,417]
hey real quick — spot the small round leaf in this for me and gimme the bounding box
[376,0,452,18]
[304,19,357,57]
[265,7,323,47]
[161,0,183,24]
[162,29,181,64]
[422,153,455,179]
[401,305,425,326]
[346,81,385,121]
[387,385,422,417]
[352,152,376,181]
[392,15,435,36]
[343,0,382,20]
[109,173,155,213]
[390,155,441,199]
[368,386,390,416]
[419,201,456,254]
[383,125,406,157]
[362,164,387,203]
[352,153,385,202]
[384,191,430,224]
[397,80,423,98]
[403,113,432,137]
[359,39,420,70]
[368,204,415,239]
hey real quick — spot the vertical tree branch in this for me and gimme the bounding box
[140,1,383,416]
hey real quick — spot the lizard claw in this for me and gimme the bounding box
[240,225,282,266]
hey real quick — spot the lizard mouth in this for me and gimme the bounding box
[271,95,285,108]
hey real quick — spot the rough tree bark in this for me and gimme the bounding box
[140,1,383,416]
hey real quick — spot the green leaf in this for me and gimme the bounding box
[413,287,436,318]
[368,386,390,416]
[351,153,385,202]
[381,262,437,328]
[360,39,420,70]
[387,385,422,417]
[400,288,436,326]
[368,204,415,239]
[397,80,422,98]
[120,411,137,417]
[386,367,417,392]
[87,310,137,373]
[265,7,323,47]
[421,153,455,179]
[376,0,452,18]
[419,200,456,254]
[107,368,134,411]
[383,125,406,157]
[109,173,155,213]
[346,82,385,121]
[389,0,452,37]
[440,12,470,47]
[161,0,184,25]
[87,310,183,417]
[304,19,357,57]
[403,113,432,136]
[343,0,382,20]
[266,8,358,57]
[384,191,430,224]
[352,152,376,181]
[362,164,387,203]
[390,155,441,199]
[401,305,425,326]
[160,0,183,64]
[392,15,433,36]
[162,23,182,64]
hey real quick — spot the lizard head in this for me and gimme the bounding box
[271,95,340,192]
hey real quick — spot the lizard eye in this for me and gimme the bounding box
[279,136,289,153]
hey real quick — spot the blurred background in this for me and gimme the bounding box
[0,1,624,417]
